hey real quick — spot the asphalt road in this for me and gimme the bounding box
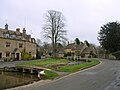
[22,59,120,90]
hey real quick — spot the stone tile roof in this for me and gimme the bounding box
[72,44,85,50]
[65,43,86,50]
[64,43,75,49]
[81,46,96,54]
[0,27,36,43]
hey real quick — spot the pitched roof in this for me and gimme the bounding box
[65,43,87,51]
[81,46,96,54]
[64,43,75,49]
[72,44,85,50]
[0,28,35,42]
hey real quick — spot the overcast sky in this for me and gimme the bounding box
[0,0,120,45]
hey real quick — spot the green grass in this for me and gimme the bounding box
[16,58,66,80]
[16,58,69,68]
[42,70,59,80]
[16,58,100,80]
[57,59,100,72]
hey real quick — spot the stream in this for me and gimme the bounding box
[0,70,40,90]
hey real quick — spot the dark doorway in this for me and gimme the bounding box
[16,53,19,60]
[0,53,2,59]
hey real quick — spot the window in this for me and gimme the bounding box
[19,43,23,48]
[6,42,10,47]
[6,52,10,57]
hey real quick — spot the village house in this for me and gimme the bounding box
[64,41,97,59]
[0,24,37,61]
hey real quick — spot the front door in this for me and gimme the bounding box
[16,53,19,60]
[0,53,2,59]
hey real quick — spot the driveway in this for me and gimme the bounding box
[14,59,120,90]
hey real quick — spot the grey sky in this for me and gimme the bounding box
[0,0,120,45]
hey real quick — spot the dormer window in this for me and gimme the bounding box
[6,34,9,38]
[13,35,16,38]
[29,39,31,42]
[6,42,10,47]
[33,40,34,43]
[19,43,23,48]
[18,36,22,39]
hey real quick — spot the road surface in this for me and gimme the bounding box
[19,59,120,90]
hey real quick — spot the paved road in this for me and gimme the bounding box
[20,59,120,90]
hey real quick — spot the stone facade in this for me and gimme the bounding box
[0,24,37,61]
[64,42,97,58]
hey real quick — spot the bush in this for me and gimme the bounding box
[88,55,91,58]
[80,54,85,58]
[3,57,12,62]
[112,51,120,60]
[64,52,72,57]
[22,52,32,60]
[79,59,86,61]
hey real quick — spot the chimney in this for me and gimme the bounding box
[68,41,69,45]
[16,28,20,32]
[5,24,8,30]
[28,35,31,38]
[23,28,26,34]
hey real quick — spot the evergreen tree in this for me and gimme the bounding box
[75,38,80,45]
[98,21,120,52]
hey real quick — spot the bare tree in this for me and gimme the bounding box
[36,39,42,46]
[43,10,67,57]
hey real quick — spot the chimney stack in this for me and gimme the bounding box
[5,24,8,30]
[23,28,26,34]
[16,28,20,32]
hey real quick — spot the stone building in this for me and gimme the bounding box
[64,41,97,58]
[0,24,37,61]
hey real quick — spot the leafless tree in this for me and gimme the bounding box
[43,10,67,57]
[36,39,42,46]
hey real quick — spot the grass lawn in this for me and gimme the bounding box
[16,58,100,79]
[16,58,69,68]
[57,59,100,72]
[43,70,59,80]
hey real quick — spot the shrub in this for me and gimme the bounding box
[88,55,91,58]
[80,54,85,58]
[22,52,32,60]
[112,51,120,60]
[64,52,72,57]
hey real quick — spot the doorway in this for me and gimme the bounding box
[16,53,19,60]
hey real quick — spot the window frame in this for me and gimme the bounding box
[6,42,10,47]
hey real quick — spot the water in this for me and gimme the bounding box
[0,70,40,90]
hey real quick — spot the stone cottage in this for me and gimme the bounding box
[0,24,37,61]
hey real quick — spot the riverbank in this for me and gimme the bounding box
[16,58,100,79]
[1,58,100,90]
[6,58,101,90]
